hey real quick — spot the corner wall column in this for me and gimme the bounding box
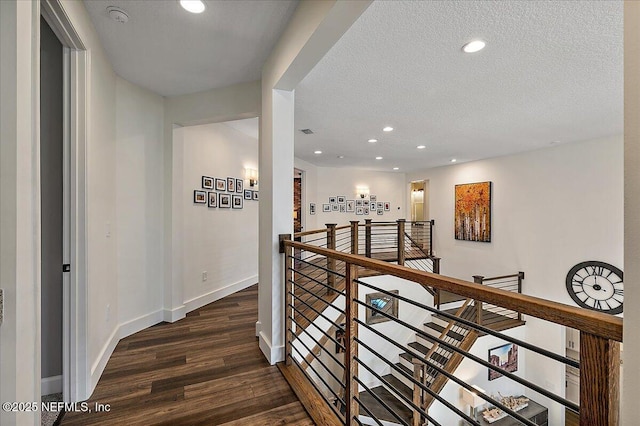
[257,88,294,364]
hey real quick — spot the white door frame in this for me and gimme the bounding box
[41,0,89,403]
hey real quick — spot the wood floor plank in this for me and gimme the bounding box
[61,285,314,426]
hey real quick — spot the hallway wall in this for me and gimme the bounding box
[115,76,164,335]
[407,135,623,424]
[175,121,259,309]
[294,157,408,231]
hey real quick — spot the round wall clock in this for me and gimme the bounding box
[565,261,623,315]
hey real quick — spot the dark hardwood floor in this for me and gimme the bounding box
[62,285,314,426]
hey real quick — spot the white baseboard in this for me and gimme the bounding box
[119,310,164,339]
[163,305,186,323]
[41,375,62,396]
[184,276,257,314]
[258,330,284,364]
[90,325,119,393]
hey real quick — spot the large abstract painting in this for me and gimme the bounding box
[455,181,491,242]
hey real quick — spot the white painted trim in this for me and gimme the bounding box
[118,310,164,340]
[258,330,284,365]
[184,276,257,313]
[255,320,262,337]
[90,326,119,391]
[163,305,186,323]
[41,375,63,396]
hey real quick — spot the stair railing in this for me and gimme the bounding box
[473,272,525,324]
[280,229,621,426]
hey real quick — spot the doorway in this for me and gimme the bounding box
[294,169,303,238]
[410,180,429,222]
[40,16,65,403]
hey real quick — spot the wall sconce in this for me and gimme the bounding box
[245,168,258,187]
[356,186,370,199]
[461,385,486,419]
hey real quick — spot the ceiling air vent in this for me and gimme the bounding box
[300,129,314,135]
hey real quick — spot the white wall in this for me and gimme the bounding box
[164,80,261,322]
[407,136,623,299]
[294,159,408,230]
[408,136,623,425]
[115,76,164,335]
[176,121,258,309]
[0,2,40,424]
[431,328,526,426]
[623,2,640,422]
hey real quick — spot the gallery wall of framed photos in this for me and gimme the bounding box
[177,120,259,307]
[194,174,258,210]
[294,158,407,230]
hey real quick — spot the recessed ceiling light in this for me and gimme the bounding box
[383,126,394,132]
[337,155,344,159]
[314,150,322,155]
[451,158,457,163]
[462,40,486,53]
[368,139,378,143]
[180,0,206,14]
[393,167,399,170]
[375,156,383,160]
[417,145,426,149]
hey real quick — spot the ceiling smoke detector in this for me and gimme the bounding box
[107,6,129,24]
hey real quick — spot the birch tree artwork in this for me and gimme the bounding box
[454,181,491,242]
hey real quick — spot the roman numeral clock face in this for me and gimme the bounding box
[565,261,623,315]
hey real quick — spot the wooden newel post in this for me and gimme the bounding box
[344,262,359,423]
[365,219,372,258]
[429,219,435,256]
[280,234,293,366]
[350,221,359,255]
[580,333,620,426]
[517,271,525,321]
[432,256,441,274]
[326,223,337,295]
[473,275,484,326]
[412,358,424,426]
[397,219,406,266]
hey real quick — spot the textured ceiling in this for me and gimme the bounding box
[295,1,623,172]
[84,0,298,97]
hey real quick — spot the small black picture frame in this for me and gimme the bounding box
[236,178,243,193]
[329,196,337,203]
[366,290,399,325]
[244,189,253,200]
[215,178,226,192]
[208,191,217,208]
[194,190,206,204]
[322,204,330,212]
[252,191,259,201]
[227,177,236,193]
[232,195,243,209]
[337,196,346,204]
[219,193,231,208]
[202,176,214,189]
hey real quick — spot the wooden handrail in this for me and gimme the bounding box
[335,224,351,231]
[282,240,623,341]
[481,272,524,282]
[294,227,328,238]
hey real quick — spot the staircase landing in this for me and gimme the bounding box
[439,305,526,334]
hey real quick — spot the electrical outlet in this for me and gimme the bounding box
[0,288,4,325]
[202,271,208,282]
